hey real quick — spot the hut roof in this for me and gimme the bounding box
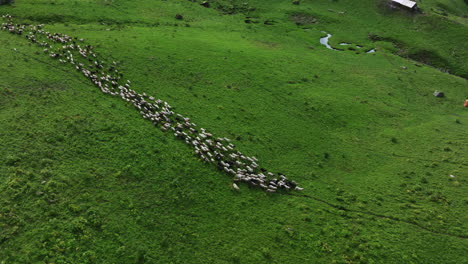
[392,0,417,8]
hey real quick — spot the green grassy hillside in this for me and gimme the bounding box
[1,0,467,263]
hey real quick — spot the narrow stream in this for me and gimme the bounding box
[319,33,335,50]
[319,33,375,53]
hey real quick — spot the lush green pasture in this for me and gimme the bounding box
[1,0,467,263]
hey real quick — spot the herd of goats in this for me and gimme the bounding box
[1,15,302,193]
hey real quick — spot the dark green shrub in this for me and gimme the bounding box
[0,0,13,5]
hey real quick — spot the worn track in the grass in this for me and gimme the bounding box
[283,192,468,239]
[392,153,468,167]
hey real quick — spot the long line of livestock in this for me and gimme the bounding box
[1,15,302,193]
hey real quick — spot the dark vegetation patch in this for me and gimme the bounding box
[368,33,466,78]
[263,19,277,25]
[430,2,468,17]
[0,0,13,5]
[406,49,451,71]
[244,16,259,24]
[289,12,318,25]
[188,0,256,15]
[435,2,453,15]
[0,86,15,107]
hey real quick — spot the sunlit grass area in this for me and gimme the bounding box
[0,0,467,263]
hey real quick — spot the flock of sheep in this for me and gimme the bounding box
[1,15,302,193]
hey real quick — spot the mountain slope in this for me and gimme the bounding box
[1,0,467,263]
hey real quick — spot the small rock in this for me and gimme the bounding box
[292,0,300,5]
[232,183,240,190]
[175,14,183,20]
[433,91,445,98]
[200,1,210,8]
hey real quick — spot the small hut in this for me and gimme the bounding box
[391,0,418,11]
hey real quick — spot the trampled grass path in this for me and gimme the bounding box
[285,192,468,239]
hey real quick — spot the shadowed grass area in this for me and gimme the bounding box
[0,0,467,263]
